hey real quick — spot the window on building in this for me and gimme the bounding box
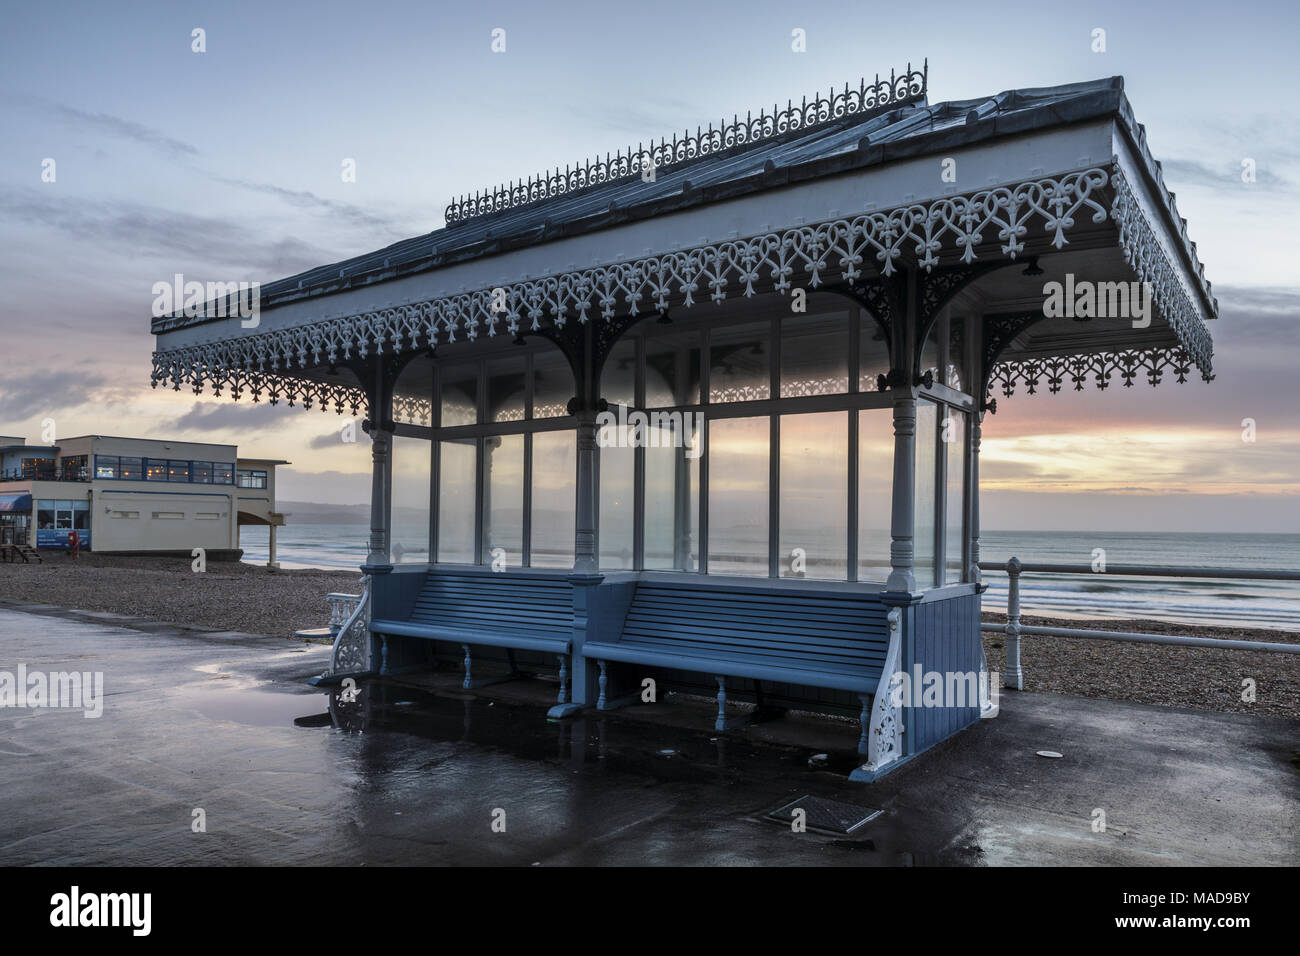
[781,312,849,398]
[436,439,476,563]
[236,470,267,489]
[213,463,233,484]
[390,437,431,564]
[944,408,968,584]
[779,411,848,579]
[144,459,168,481]
[192,461,213,484]
[95,455,119,478]
[37,500,55,530]
[424,299,974,588]
[530,430,576,568]
[120,457,142,480]
[60,456,89,481]
[168,460,191,482]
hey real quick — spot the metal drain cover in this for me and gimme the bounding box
[767,795,881,835]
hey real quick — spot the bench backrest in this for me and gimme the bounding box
[621,581,890,672]
[408,571,574,636]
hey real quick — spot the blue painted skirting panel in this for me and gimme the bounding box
[906,592,983,752]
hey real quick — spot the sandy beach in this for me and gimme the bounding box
[3,552,1297,719]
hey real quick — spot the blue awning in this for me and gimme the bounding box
[0,493,32,513]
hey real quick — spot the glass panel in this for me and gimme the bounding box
[644,328,701,408]
[779,411,847,580]
[168,460,190,482]
[781,311,849,397]
[393,359,433,426]
[946,315,966,391]
[440,364,479,427]
[95,456,118,478]
[707,416,768,576]
[37,506,55,529]
[857,409,894,582]
[598,442,634,570]
[944,408,967,584]
[390,436,431,564]
[192,461,213,484]
[859,315,890,392]
[211,462,231,484]
[483,434,524,567]
[73,509,90,530]
[486,357,526,423]
[436,440,476,563]
[709,321,769,403]
[56,510,72,529]
[533,349,574,419]
[919,324,940,387]
[644,412,700,571]
[914,400,939,588]
[144,460,167,481]
[600,337,636,407]
[530,430,575,568]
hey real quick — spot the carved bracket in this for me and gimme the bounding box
[326,576,374,678]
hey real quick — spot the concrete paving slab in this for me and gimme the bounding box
[0,606,1295,866]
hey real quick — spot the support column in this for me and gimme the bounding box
[268,522,279,570]
[886,394,917,592]
[574,408,598,574]
[364,428,393,572]
[967,311,984,585]
[968,416,982,583]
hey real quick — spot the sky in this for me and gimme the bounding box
[1,0,1297,532]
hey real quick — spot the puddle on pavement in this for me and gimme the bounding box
[178,686,331,728]
[172,674,860,791]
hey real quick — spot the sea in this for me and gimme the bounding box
[238,525,1300,632]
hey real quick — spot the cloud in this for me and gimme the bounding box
[0,187,336,275]
[211,176,408,234]
[0,366,122,421]
[1160,157,1291,192]
[2,91,198,159]
[308,426,360,449]
[171,400,298,432]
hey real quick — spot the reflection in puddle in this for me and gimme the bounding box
[178,686,330,727]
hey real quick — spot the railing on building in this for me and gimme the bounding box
[979,559,1300,689]
[326,592,364,638]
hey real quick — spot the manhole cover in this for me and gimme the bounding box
[767,795,881,835]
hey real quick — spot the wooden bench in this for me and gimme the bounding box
[370,569,575,702]
[581,579,894,752]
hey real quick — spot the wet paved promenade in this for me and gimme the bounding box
[0,603,1295,866]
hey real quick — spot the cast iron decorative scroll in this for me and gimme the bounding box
[152,164,1213,407]
[328,576,372,676]
[1110,162,1213,372]
[987,346,1203,397]
[859,607,904,775]
[444,63,927,225]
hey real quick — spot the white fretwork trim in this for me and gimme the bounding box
[1110,162,1214,372]
[988,346,1206,396]
[151,163,1211,406]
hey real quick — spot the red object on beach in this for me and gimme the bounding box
[68,530,79,559]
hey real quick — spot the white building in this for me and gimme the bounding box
[0,434,287,564]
